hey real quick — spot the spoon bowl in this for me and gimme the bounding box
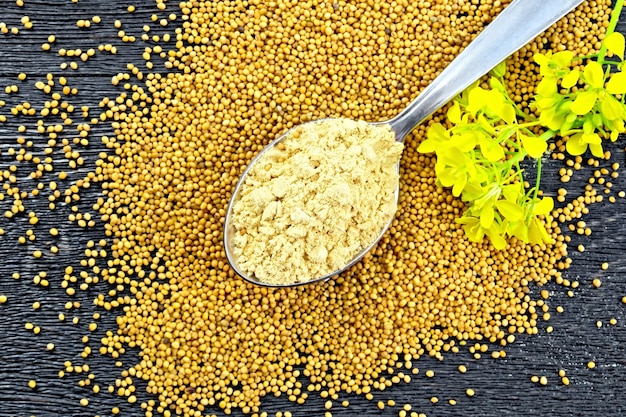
[224,0,584,287]
[223,117,401,288]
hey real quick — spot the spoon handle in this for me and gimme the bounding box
[388,0,584,142]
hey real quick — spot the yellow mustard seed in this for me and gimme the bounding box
[466,389,475,397]
[0,295,7,303]
[587,361,596,369]
[28,380,37,389]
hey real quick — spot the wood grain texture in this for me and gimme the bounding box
[1,1,625,417]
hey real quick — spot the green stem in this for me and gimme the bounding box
[513,161,525,188]
[537,129,557,142]
[517,120,543,130]
[532,158,543,203]
[558,127,583,137]
[524,157,544,223]
[597,0,625,64]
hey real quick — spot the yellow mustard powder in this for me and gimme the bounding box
[231,118,404,285]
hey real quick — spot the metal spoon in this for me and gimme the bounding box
[223,0,584,287]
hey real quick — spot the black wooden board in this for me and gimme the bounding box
[1,1,625,417]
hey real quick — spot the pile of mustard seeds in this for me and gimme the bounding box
[0,0,622,416]
[93,1,612,415]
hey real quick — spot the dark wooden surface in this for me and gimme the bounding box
[1,1,625,417]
